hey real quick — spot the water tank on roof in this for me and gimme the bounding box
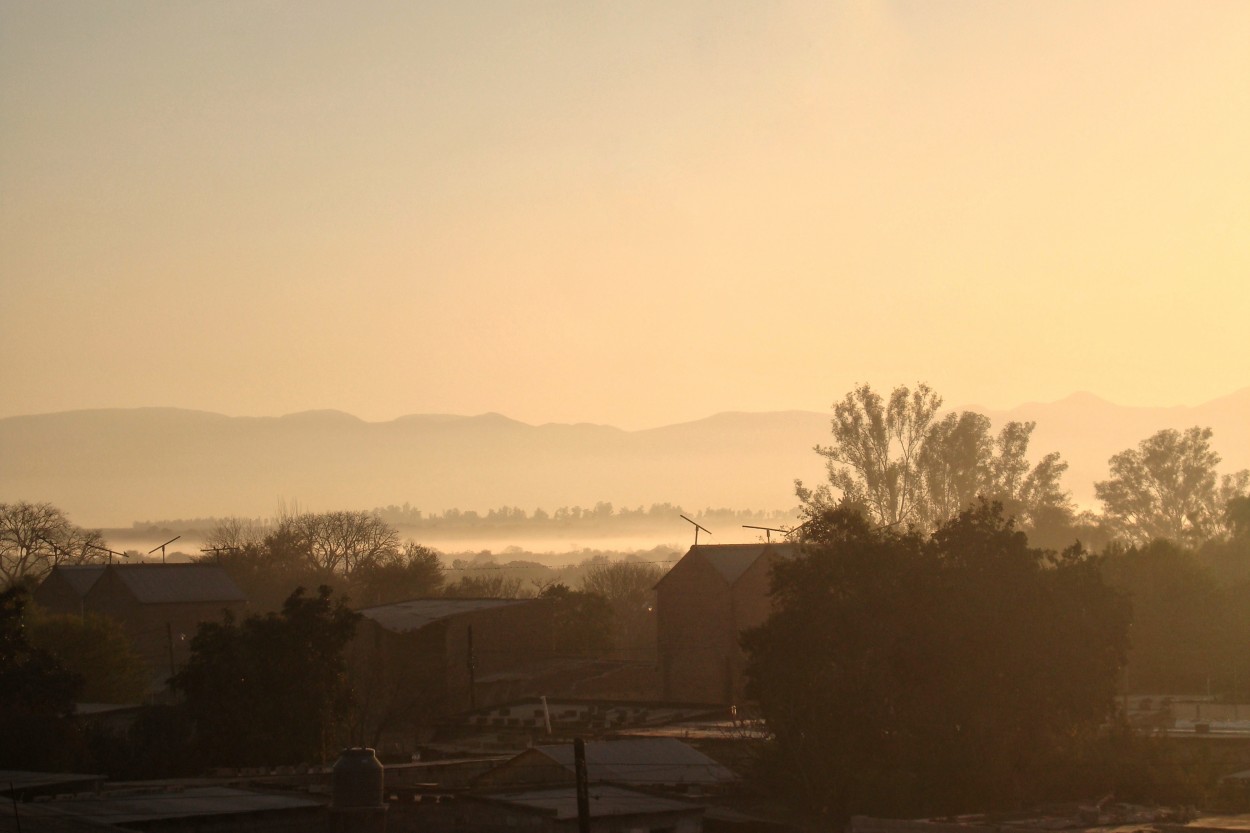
[329,748,386,833]
[332,748,384,809]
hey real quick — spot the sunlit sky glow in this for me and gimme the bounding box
[3,1,1247,429]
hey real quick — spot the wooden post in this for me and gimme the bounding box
[574,737,590,833]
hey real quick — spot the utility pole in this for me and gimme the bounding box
[574,737,590,833]
[466,626,477,711]
[166,623,176,683]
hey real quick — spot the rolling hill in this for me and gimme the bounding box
[2,389,1247,529]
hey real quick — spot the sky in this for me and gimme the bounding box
[2,1,1247,430]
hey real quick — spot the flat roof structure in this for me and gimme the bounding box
[359,598,534,633]
[466,784,700,822]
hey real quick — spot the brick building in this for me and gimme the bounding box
[41,563,249,687]
[31,564,107,617]
[351,597,564,753]
[655,543,797,704]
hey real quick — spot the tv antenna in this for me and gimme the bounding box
[742,525,788,543]
[679,514,712,546]
[200,545,239,564]
[86,542,128,564]
[34,535,66,563]
[784,521,811,541]
[149,536,181,564]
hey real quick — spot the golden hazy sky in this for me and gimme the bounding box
[2,1,1247,429]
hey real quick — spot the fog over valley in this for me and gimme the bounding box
[3,387,1247,538]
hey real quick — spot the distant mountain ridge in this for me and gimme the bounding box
[2,390,1247,528]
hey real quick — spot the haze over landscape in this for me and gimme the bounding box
[2,2,1247,441]
[2,390,1249,533]
[7,5,1250,821]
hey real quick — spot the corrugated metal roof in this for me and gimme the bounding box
[531,737,738,786]
[359,598,533,633]
[471,785,699,820]
[672,543,799,586]
[107,564,247,604]
[39,787,320,825]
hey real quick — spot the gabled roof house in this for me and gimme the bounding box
[655,542,798,704]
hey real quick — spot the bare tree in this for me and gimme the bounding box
[282,511,400,577]
[581,559,665,657]
[0,502,106,588]
[205,516,271,552]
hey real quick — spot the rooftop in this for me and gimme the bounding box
[42,565,107,597]
[37,786,321,825]
[468,785,701,820]
[527,737,738,786]
[666,543,799,586]
[99,564,247,604]
[359,597,534,633]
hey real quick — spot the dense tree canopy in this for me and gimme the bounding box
[1100,539,1235,693]
[29,611,147,703]
[201,513,443,611]
[0,586,85,769]
[173,586,360,766]
[743,503,1129,820]
[1095,426,1249,547]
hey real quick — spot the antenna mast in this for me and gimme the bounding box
[83,542,128,564]
[149,536,181,565]
[742,525,788,543]
[679,514,712,546]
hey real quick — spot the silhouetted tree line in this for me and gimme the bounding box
[133,503,797,539]
[742,502,1200,823]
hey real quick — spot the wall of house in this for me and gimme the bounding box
[657,548,790,705]
[83,570,245,684]
[443,602,557,713]
[656,553,734,704]
[726,552,783,705]
[32,574,87,617]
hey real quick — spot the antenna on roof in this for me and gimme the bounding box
[200,545,239,564]
[742,525,787,543]
[149,536,181,565]
[679,514,712,546]
[783,521,811,546]
[34,535,66,565]
[87,542,128,564]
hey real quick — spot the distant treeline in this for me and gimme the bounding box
[132,503,799,536]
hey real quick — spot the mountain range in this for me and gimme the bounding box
[2,389,1247,529]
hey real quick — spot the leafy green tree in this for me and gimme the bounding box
[1198,496,1250,587]
[0,586,86,769]
[539,583,613,657]
[1095,426,1249,547]
[742,502,1129,821]
[801,384,1073,535]
[801,383,942,528]
[1,501,107,588]
[29,612,147,703]
[350,541,444,606]
[1100,539,1229,693]
[173,586,360,766]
